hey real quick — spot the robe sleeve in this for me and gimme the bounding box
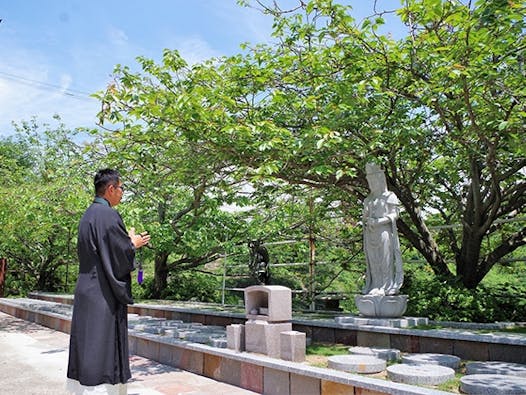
[96,209,135,305]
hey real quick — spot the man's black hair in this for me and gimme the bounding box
[94,168,120,196]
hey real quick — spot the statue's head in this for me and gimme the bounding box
[365,163,387,193]
[248,240,260,249]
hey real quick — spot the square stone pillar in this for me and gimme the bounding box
[280,330,306,362]
[245,320,292,358]
[227,324,245,352]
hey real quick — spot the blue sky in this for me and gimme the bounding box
[0,0,403,136]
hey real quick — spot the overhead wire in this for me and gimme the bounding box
[0,70,97,101]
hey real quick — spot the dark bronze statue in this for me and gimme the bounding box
[248,240,270,285]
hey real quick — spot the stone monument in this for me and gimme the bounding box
[226,285,306,362]
[355,163,407,318]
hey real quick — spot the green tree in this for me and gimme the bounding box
[90,58,254,298]
[96,0,525,291]
[203,0,526,288]
[0,119,90,294]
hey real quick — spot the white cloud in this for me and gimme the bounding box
[175,36,221,65]
[107,26,129,46]
[59,73,73,91]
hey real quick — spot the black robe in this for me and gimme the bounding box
[67,197,135,386]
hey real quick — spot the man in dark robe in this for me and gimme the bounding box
[67,169,150,393]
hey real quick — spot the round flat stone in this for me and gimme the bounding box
[460,374,526,394]
[466,361,526,377]
[348,346,400,361]
[401,353,460,369]
[387,363,455,385]
[328,355,386,373]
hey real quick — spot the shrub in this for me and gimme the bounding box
[402,264,526,322]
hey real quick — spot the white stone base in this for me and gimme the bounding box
[335,315,428,328]
[355,294,408,318]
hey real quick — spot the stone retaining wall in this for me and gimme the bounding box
[27,292,526,364]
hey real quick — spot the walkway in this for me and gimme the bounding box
[0,312,257,395]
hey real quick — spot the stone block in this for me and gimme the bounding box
[290,373,320,395]
[321,380,355,395]
[356,331,390,348]
[390,334,420,353]
[227,324,245,352]
[220,357,242,387]
[419,337,453,354]
[264,367,290,395]
[244,285,292,322]
[203,354,222,380]
[136,337,159,361]
[245,320,292,357]
[334,328,356,345]
[240,362,263,393]
[312,326,335,343]
[180,349,203,374]
[158,342,183,366]
[489,343,526,364]
[280,331,306,362]
[128,335,137,355]
[455,340,489,361]
[355,388,390,395]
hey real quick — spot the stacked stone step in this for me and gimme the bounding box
[327,346,401,374]
[460,361,526,395]
[348,346,400,362]
[329,350,459,386]
[387,353,459,386]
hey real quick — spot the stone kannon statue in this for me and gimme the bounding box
[354,163,407,318]
[362,163,403,296]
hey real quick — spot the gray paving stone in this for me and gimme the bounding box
[401,353,460,369]
[348,346,400,361]
[460,374,526,394]
[177,330,199,339]
[328,355,386,373]
[210,338,228,348]
[466,361,526,377]
[159,320,184,326]
[387,364,455,385]
[143,326,165,335]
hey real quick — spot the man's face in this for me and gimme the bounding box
[106,182,124,206]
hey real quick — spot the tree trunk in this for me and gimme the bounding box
[389,180,452,278]
[152,252,169,298]
[456,226,483,288]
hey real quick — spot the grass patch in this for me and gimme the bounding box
[436,373,462,393]
[495,326,526,334]
[306,343,350,356]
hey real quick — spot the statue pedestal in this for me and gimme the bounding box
[355,294,408,318]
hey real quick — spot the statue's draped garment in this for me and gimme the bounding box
[362,190,403,295]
